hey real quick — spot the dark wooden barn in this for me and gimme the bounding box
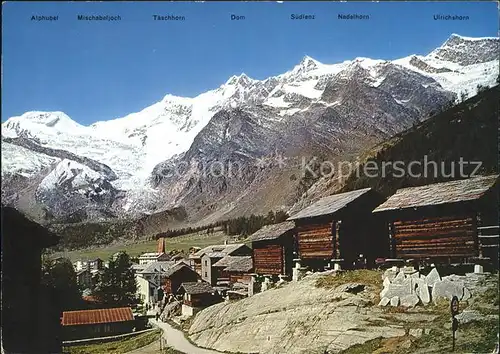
[61,307,135,340]
[373,175,499,265]
[1,206,61,353]
[288,188,387,269]
[249,221,295,277]
[163,263,200,295]
[178,282,219,308]
[213,256,254,285]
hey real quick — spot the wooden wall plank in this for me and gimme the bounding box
[394,215,477,259]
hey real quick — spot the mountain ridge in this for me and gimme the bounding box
[2,34,499,225]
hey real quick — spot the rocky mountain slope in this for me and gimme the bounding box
[290,84,499,214]
[1,34,498,225]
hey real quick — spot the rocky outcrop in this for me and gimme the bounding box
[188,271,424,354]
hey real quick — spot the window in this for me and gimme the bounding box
[204,272,208,277]
[204,260,208,266]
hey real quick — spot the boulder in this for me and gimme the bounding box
[409,328,423,338]
[378,297,390,306]
[400,294,420,307]
[409,271,421,279]
[402,278,418,294]
[462,287,472,301]
[390,296,400,307]
[383,268,398,282]
[160,300,181,321]
[383,277,391,287]
[432,280,464,302]
[417,284,431,305]
[426,268,441,287]
[412,277,427,290]
[455,310,483,324]
[393,271,406,284]
[381,282,413,299]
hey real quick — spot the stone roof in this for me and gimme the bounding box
[138,261,176,274]
[179,282,214,295]
[212,256,237,268]
[162,262,193,278]
[287,188,372,221]
[224,256,253,273]
[249,221,295,242]
[190,243,247,260]
[373,175,499,213]
[213,256,253,273]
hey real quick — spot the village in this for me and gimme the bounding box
[42,174,498,353]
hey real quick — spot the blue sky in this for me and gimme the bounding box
[2,1,498,125]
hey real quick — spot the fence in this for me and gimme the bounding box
[62,328,157,347]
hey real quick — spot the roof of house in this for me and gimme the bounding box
[61,307,133,326]
[212,256,237,268]
[373,175,499,213]
[139,252,170,259]
[179,282,214,295]
[163,262,195,278]
[213,256,253,273]
[223,256,253,273]
[190,243,247,260]
[1,206,60,248]
[131,263,148,272]
[287,188,373,221]
[138,261,176,274]
[249,221,295,242]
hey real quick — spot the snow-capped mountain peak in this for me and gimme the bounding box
[428,33,499,65]
[291,55,322,75]
[3,111,85,139]
[225,73,255,87]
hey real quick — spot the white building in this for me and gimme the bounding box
[138,252,171,265]
[74,260,88,272]
[135,261,176,305]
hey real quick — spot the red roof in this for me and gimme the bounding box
[62,307,134,326]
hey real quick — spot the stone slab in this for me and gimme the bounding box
[390,296,399,307]
[431,279,464,302]
[426,268,441,287]
[378,297,390,307]
[400,294,420,307]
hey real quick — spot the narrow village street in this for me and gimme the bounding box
[149,318,222,354]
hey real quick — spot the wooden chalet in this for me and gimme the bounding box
[288,188,387,269]
[373,175,499,265]
[249,221,295,277]
[1,206,61,354]
[177,282,220,316]
[213,256,253,286]
[61,307,135,340]
[189,243,252,285]
[162,263,200,295]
